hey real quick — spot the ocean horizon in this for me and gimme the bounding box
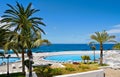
[0,44,115,53]
[32,44,115,52]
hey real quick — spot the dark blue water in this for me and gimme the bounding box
[32,44,114,53]
[0,44,114,53]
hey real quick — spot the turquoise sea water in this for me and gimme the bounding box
[44,54,100,62]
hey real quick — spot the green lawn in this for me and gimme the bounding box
[0,72,25,77]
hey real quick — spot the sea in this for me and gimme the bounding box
[32,44,114,52]
[0,44,115,53]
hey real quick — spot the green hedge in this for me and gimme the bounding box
[0,72,25,77]
[34,66,62,77]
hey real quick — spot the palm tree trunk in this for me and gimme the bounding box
[87,60,89,63]
[22,48,25,75]
[29,55,32,77]
[84,60,85,64]
[94,50,95,63]
[28,49,32,77]
[100,43,103,65]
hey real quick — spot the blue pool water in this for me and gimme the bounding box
[44,54,100,62]
[0,57,20,65]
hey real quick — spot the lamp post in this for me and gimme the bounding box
[7,55,11,77]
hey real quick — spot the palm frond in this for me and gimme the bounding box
[6,4,19,14]
[32,39,50,48]
[113,43,120,50]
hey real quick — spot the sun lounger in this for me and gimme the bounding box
[12,64,16,69]
[19,64,22,68]
[0,72,2,74]
[109,63,120,70]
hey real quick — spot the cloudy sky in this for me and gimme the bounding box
[0,0,120,43]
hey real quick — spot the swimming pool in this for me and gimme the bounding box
[44,54,100,62]
[0,57,20,65]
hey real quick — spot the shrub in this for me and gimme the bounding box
[51,68,63,75]
[81,55,91,64]
[34,66,53,77]
[24,59,34,69]
[99,63,108,66]
[65,67,76,71]
[34,66,63,77]
[34,63,99,76]
[79,64,90,70]
[0,72,25,77]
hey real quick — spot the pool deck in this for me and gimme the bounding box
[0,61,26,74]
[0,50,120,77]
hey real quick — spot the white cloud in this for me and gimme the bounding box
[113,24,120,28]
[107,24,120,34]
[107,29,120,34]
[0,17,16,31]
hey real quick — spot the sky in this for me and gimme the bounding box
[0,0,120,44]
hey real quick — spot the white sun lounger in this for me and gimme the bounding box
[18,64,22,68]
[111,63,120,70]
[12,64,16,69]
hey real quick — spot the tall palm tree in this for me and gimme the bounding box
[90,30,116,65]
[24,30,50,77]
[1,2,46,74]
[4,32,27,74]
[4,31,50,77]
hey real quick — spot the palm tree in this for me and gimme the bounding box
[113,43,120,50]
[3,32,26,56]
[81,55,86,64]
[0,27,11,48]
[4,32,27,74]
[89,42,96,63]
[90,30,116,65]
[4,31,50,77]
[86,56,90,63]
[81,55,90,64]
[25,30,50,77]
[1,2,46,74]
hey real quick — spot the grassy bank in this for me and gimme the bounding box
[34,63,99,77]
